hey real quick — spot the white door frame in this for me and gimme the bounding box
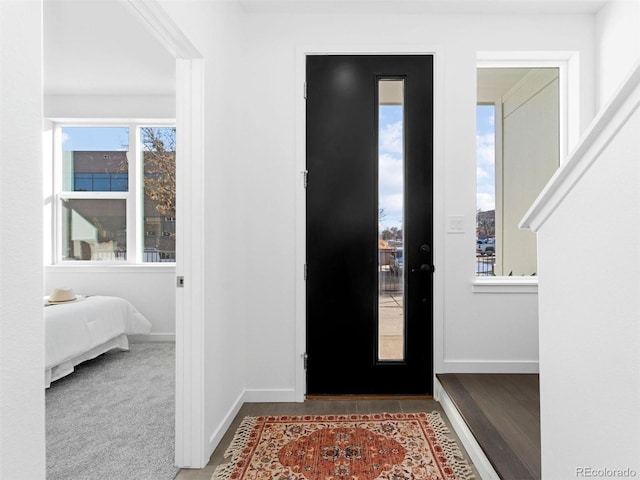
[126,1,207,468]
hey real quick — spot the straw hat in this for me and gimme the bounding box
[48,287,77,304]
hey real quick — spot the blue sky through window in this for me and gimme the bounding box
[379,105,404,231]
[62,127,129,151]
[476,105,496,212]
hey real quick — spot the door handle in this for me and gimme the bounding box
[411,264,434,273]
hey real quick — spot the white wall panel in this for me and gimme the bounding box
[0,2,45,478]
[43,0,175,96]
[44,95,175,119]
[596,0,640,110]
[536,99,640,479]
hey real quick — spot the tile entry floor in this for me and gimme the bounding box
[174,399,479,480]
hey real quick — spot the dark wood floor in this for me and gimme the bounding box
[438,373,541,480]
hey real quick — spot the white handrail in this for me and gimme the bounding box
[520,60,640,232]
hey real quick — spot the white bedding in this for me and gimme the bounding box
[45,295,152,387]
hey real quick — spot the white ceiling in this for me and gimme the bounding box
[44,0,176,96]
[240,0,609,14]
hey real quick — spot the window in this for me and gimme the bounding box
[476,104,497,276]
[476,68,560,276]
[141,127,176,263]
[378,78,405,361]
[54,123,176,263]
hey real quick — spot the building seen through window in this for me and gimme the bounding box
[141,127,176,263]
[59,125,175,263]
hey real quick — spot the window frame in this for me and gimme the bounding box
[51,120,176,265]
[473,52,579,291]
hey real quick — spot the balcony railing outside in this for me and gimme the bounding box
[143,248,176,263]
[476,253,495,276]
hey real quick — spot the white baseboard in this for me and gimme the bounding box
[129,333,175,343]
[208,390,245,456]
[441,360,539,374]
[242,388,298,403]
[206,388,301,457]
[434,378,500,480]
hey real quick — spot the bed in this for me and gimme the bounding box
[44,295,152,387]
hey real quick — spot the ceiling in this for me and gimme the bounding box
[44,0,176,96]
[240,0,609,14]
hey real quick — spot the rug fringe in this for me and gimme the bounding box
[427,412,476,480]
[212,416,257,480]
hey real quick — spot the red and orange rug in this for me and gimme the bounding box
[212,412,475,480]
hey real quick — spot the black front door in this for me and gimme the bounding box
[306,55,434,395]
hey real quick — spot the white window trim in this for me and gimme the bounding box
[472,276,538,294]
[49,119,176,265]
[44,264,176,274]
[473,51,579,291]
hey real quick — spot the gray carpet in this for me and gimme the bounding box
[46,342,179,480]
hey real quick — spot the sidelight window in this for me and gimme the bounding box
[476,67,560,277]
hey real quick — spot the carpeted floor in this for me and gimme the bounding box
[46,342,179,480]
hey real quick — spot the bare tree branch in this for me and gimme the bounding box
[142,127,176,217]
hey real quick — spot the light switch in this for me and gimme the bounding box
[447,215,465,234]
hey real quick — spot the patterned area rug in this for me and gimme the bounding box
[212,412,475,480]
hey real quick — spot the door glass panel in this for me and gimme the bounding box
[378,79,405,361]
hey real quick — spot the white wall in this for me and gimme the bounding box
[44,95,175,119]
[35,0,606,468]
[29,0,639,471]
[529,68,640,479]
[0,1,46,479]
[154,2,598,461]
[239,11,596,387]
[596,0,640,110]
[161,5,598,402]
[159,0,251,455]
[43,0,175,96]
